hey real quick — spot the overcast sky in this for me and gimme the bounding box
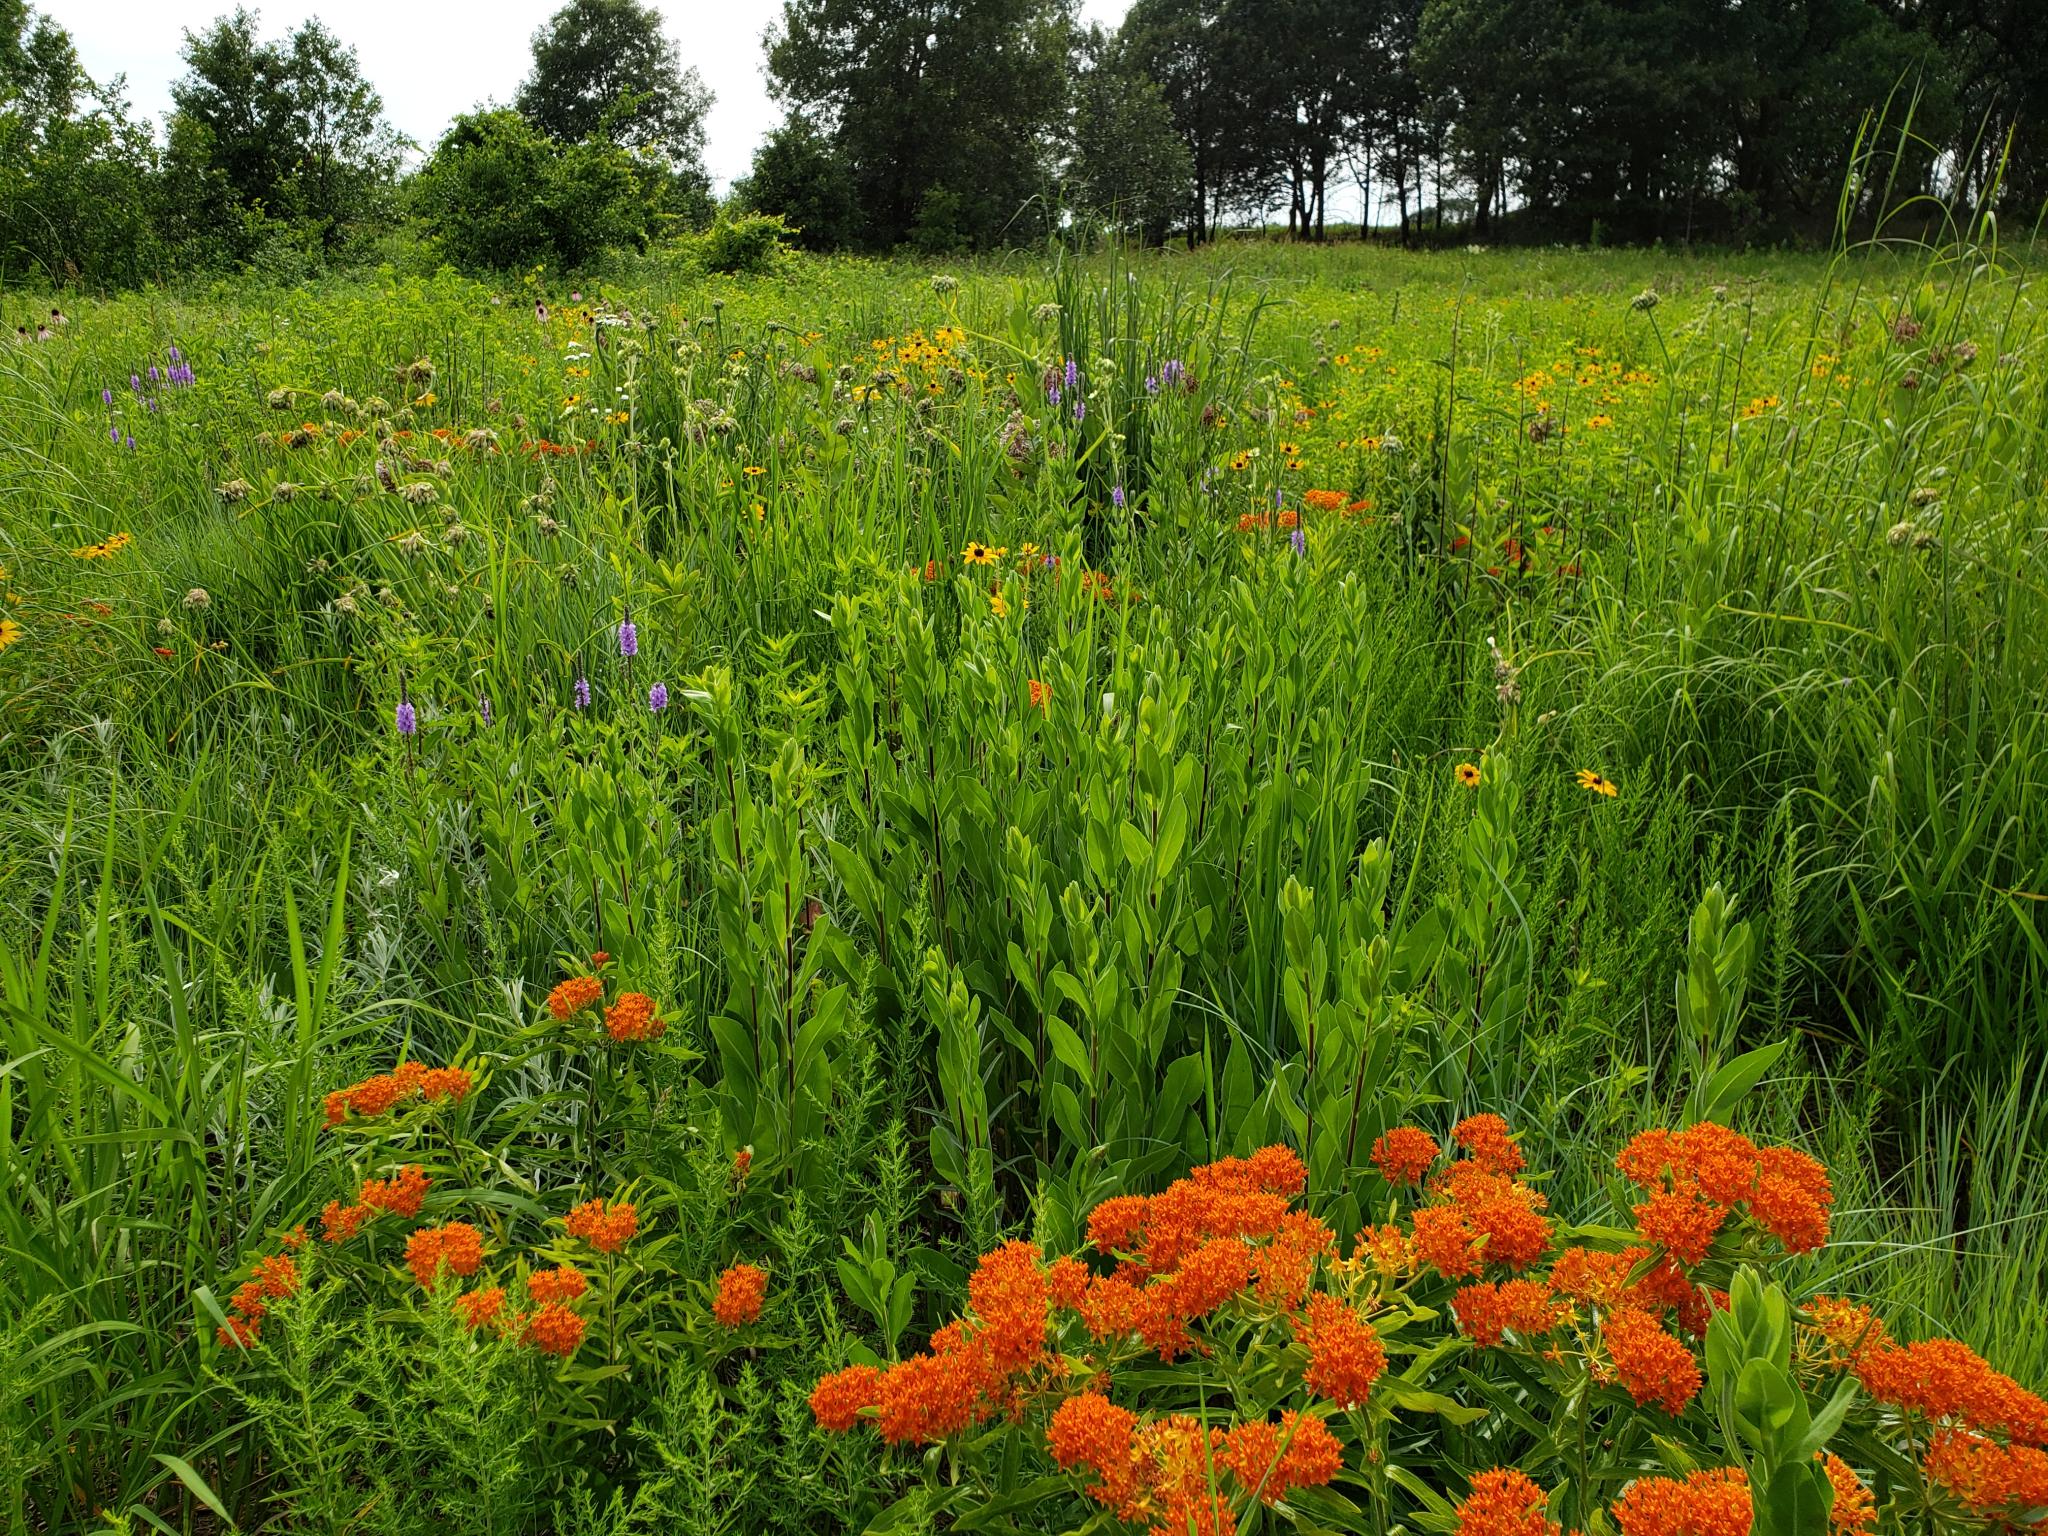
[55,0,1132,191]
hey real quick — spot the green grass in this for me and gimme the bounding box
[2,230,2045,1532]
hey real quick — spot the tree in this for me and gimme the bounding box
[518,0,712,179]
[413,108,648,272]
[1065,24,1192,243]
[164,9,398,258]
[0,3,160,283]
[736,114,858,250]
[1120,0,1237,242]
[766,0,1071,251]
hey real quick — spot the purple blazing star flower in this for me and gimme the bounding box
[1047,383,1061,407]
[574,675,591,709]
[396,700,417,736]
[130,374,140,392]
[1162,359,1186,387]
[1111,485,1125,508]
[1145,375,1160,396]
[1290,527,1307,557]
[618,618,637,658]
[148,365,160,383]
[125,435,135,451]
[167,345,181,362]
[109,426,119,443]
[1274,486,1284,508]
[101,388,112,406]
[478,695,492,726]
[648,681,669,711]
[1064,357,1078,389]
[1072,398,1086,425]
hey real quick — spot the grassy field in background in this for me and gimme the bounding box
[2,236,2046,1533]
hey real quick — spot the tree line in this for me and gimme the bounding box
[3,0,2043,285]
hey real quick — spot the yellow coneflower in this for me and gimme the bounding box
[961,541,996,566]
[1575,769,1618,798]
[989,590,1010,617]
[1455,762,1481,788]
[743,465,766,477]
[0,617,21,649]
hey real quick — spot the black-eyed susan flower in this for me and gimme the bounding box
[1575,769,1618,798]
[0,617,21,650]
[1455,762,1480,788]
[962,541,996,566]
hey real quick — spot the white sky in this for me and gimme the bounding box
[56,0,1133,191]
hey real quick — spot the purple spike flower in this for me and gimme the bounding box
[648,681,669,711]
[167,345,181,362]
[101,388,112,406]
[396,700,417,736]
[1064,357,1078,389]
[130,374,140,392]
[1162,359,1185,388]
[1072,398,1086,425]
[1145,375,1159,396]
[1047,382,1061,407]
[478,695,492,726]
[148,365,160,383]
[618,618,637,658]
[574,675,591,709]
[1290,527,1306,556]
[125,435,135,451]
[1111,485,1125,508]
[109,426,119,443]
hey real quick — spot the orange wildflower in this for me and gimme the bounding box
[603,991,666,1042]
[547,974,604,1020]
[1294,1292,1386,1409]
[873,1326,994,1444]
[1371,1126,1440,1186]
[1047,1392,1144,1518]
[455,1286,506,1331]
[359,1164,431,1219]
[1454,1469,1562,1536]
[1921,1428,2048,1515]
[810,1364,882,1432]
[967,1241,1049,1372]
[1853,1335,2048,1443]
[1452,1114,1525,1176]
[405,1221,485,1289]
[1453,1279,1564,1347]
[1221,1411,1342,1504]
[1028,678,1051,711]
[713,1262,768,1327]
[320,1199,371,1242]
[1611,1468,1751,1536]
[1048,1254,1092,1311]
[524,1300,586,1357]
[528,1264,587,1305]
[1819,1453,1875,1533]
[1604,1306,1701,1414]
[1302,488,1348,513]
[565,1197,638,1253]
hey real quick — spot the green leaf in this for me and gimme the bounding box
[153,1454,237,1530]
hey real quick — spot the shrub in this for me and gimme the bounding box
[692,211,794,276]
[411,110,648,273]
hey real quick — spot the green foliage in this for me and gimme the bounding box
[517,0,714,175]
[692,211,795,276]
[412,110,650,273]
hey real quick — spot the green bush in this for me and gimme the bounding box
[692,211,794,276]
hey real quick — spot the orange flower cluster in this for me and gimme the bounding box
[1855,1335,2048,1445]
[217,1252,301,1348]
[713,1262,768,1327]
[529,1264,587,1304]
[1412,1160,1552,1278]
[323,1060,472,1128]
[809,1364,882,1432]
[1610,1467,1751,1536]
[547,974,603,1020]
[1371,1125,1440,1186]
[1603,1306,1703,1414]
[1453,1279,1564,1347]
[1616,1123,1832,1264]
[1921,1428,2048,1516]
[454,1286,505,1331]
[405,1221,485,1289]
[565,1197,638,1253]
[1453,1469,1562,1536]
[524,1301,587,1357]
[1818,1453,1876,1533]
[1293,1291,1387,1409]
[1548,1244,1713,1335]
[1217,1411,1342,1505]
[320,1164,432,1244]
[1453,1114,1525,1175]
[603,990,666,1042]
[1028,678,1051,710]
[1302,488,1349,512]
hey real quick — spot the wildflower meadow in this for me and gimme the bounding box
[4,224,2048,1536]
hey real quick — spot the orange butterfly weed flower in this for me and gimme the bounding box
[405,1222,484,1289]
[1604,1306,1702,1414]
[1221,1411,1342,1504]
[566,1197,638,1253]
[1547,1244,1646,1307]
[1028,678,1051,710]
[1356,1222,1414,1277]
[733,1147,752,1183]
[1853,1335,2048,1443]
[547,974,604,1020]
[810,1363,882,1432]
[1046,1392,1144,1518]
[216,1313,262,1349]
[1293,1291,1386,1409]
[1048,1254,1092,1311]
[359,1164,431,1219]
[455,1286,505,1331]
[604,990,667,1042]
[1616,1123,1833,1262]
[528,1264,588,1305]
[713,1262,768,1327]
[279,1225,308,1249]
[1921,1428,2048,1516]
[873,1326,994,1444]
[524,1300,587,1357]
[320,1199,371,1242]
[1139,1415,1235,1536]
[1611,1468,1751,1536]
[967,1241,1049,1372]
[1452,1114,1525,1176]
[1818,1453,1875,1533]
[251,1253,300,1299]
[1371,1126,1441,1186]
[1804,1296,1889,1369]
[1454,1468,1562,1536]
[1302,489,1348,513]
[1453,1279,1564,1348]
[1415,1163,1552,1276]
[323,1059,470,1127]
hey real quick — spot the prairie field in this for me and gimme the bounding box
[4,236,2048,1533]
